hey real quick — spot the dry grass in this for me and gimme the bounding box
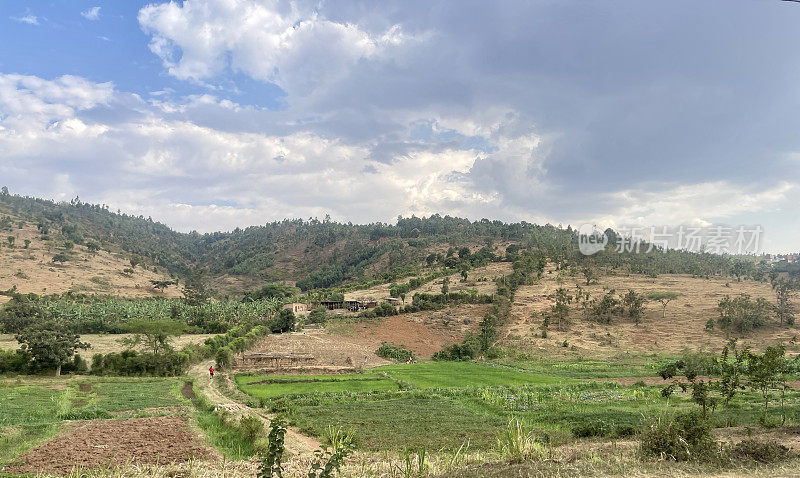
[504,268,800,356]
[0,222,181,305]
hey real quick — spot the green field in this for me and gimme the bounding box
[235,373,400,398]
[236,359,800,453]
[376,362,565,388]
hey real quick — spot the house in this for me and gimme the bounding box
[282,302,310,314]
[318,300,378,311]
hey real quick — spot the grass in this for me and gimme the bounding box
[285,395,508,451]
[239,358,800,454]
[194,409,257,460]
[235,373,400,398]
[376,362,565,388]
[496,354,674,379]
[89,379,185,412]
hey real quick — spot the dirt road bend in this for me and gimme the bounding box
[188,363,321,456]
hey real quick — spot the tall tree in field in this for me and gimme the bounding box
[16,321,88,376]
[582,262,598,286]
[183,269,209,305]
[646,291,683,318]
[771,278,797,326]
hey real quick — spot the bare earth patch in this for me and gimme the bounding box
[8,416,216,475]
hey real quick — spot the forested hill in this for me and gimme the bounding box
[0,190,568,291]
[0,189,784,295]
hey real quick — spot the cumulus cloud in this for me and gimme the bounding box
[81,7,101,21]
[3,0,800,252]
[137,0,415,96]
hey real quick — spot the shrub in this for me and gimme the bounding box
[0,348,31,373]
[376,342,414,362]
[639,411,717,462]
[717,294,771,332]
[497,419,547,462]
[729,439,791,463]
[216,347,234,368]
[307,307,328,324]
[432,334,481,361]
[90,350,190,376]
[238,416,264,443]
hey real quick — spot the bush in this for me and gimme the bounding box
[639,411,717,462]
[0,348,30,373]
[432,334,480,361]
[216,347,234,368]
[729,439,791,463]
[91,350,190,376]
[307,307,328,324]
[238,416,264,443]
[376,342,414,362]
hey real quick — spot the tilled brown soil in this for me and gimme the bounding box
[8,416,216,475]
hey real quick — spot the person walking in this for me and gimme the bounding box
[209,365,214,379]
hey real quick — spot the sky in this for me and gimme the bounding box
[0,0,798,253]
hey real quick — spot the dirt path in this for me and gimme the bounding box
[188,363,321,456]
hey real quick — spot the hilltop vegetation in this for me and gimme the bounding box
[4,188,790,300]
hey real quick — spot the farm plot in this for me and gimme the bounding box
[235,372,400,398]
[7,416,213,475]
[375,362,564,388]
[245,358,800,454]
[0,377,197,471]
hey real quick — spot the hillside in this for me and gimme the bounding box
[0,189,564,295]
[0,217,181,305]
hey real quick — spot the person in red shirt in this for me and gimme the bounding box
[209,365,214,379]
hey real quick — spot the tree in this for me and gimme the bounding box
[63,241,74,251]
[307,307,328,325]
[120,319,184,355]
[183,269,209,305]
[441,277,450,294]
[575,285,591,317]
[646,291,683,318]
[243,282,297,300]
[15,321,88,376]
[85,241,100,253]
[271,309,296,333]
[622,289,646,324]
[478,313,498,351]
[772,278,797,326]
[23,239,30,249]
[731,260,752,282]
[6,236,14,248]
[745,345,789,424]
[150,279,175,292]
[550,287,573,330]
[717,294,772,333]
[52,253,69,263]
[591,290,620,324]
[425,253,437,266]
[0,186,8,196]
[714,339,747,410]
[582,263,598,286]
